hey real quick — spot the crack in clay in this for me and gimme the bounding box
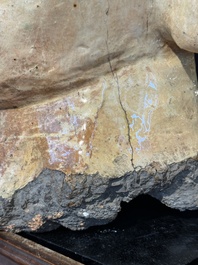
[105,1,134,170]
[114,73,135,170]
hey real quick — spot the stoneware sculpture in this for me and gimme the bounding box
[0,0,198,232]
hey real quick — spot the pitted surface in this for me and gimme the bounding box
[0,158,197,232]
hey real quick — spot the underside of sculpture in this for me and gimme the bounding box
[0,0,198,232]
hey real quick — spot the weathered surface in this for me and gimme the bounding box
[0,0,198,232]
[1,158,198,232]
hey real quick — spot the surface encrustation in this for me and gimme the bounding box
[0,158,197,232]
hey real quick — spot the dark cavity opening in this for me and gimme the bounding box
[20,195,198,265]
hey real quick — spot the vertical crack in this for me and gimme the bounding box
[105,1,134,169]
[115,73,134,169]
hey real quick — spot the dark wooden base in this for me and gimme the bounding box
[0,232,82,265]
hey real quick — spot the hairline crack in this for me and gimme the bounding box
[105,0,134,170]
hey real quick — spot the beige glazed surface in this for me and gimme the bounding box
[0,0,198,199]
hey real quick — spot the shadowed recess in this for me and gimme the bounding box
[20,195,198,265]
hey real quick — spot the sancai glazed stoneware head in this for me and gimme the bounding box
[0,0,198,232]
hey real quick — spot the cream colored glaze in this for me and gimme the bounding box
[0,0,198,198]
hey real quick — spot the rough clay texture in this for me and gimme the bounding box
[0,0,198,232]
[1,159,198,232]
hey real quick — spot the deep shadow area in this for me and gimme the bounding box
[20,195,198,265]
[187,258,198,265]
